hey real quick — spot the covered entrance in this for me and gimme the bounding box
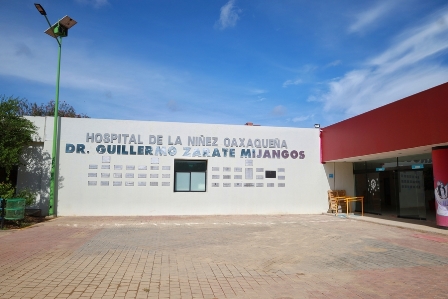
[321,82,448,227]
[353,154,435,221]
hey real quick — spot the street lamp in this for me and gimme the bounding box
[34,3,77,216]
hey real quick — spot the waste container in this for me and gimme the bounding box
[2,198,26,220]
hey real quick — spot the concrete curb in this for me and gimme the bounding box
[323,212,448,236]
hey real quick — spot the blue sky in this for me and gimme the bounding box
[1,0,448,127]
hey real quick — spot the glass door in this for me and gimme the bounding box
[366,172,381,214]
[354,173,367,213]
[355,172,384,214]
[398,171,426,219]
[380,171,398,216]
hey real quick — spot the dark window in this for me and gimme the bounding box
[265,170,276,178]
[174,160,207,192]
[0,166,18,186]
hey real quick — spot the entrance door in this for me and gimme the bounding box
[398,171,426,219]
[366,172,381,214]
[354,173,367,213]
[355,172,384,214]
[380,171,398,216]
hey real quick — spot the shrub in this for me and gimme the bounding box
[15,188,37,207]
[0,183,36,206]
[0,182,14,200]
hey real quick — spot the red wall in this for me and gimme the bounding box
[322,82,448,162]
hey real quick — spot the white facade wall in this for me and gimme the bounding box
[17,117,51,211]
[19,117,350,216]
[326,162,355,195]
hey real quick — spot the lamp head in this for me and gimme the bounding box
[34,3,47,15]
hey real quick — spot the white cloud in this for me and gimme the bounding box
[281,64,317,87]
[247,88,267,95]
[0,20,270,125]
[348,2,398,34]
[75,0,109,8]
[282,78,302,88]
[326,60,341,67]
[292,115,313,122]
[319,7,448,118]
[215,0,241,30]
[307,95,318,102]
[369,14,448,72]
[0,25,192,98]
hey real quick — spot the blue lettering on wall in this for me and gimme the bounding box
[65,143,306,160]
[66,144,75,153]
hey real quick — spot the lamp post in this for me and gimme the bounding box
[34,3,77,216]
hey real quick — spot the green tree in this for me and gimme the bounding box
[0,96,37,178]
[17,99,89,118]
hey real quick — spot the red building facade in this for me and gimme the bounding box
[322,82,448,226]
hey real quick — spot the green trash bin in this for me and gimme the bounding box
[4,198,26,220]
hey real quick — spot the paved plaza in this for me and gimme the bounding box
[1,215,448,299]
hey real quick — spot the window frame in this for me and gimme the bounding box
[173,160,207,192]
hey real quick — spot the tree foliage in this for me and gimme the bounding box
[0,182,36,206]
[0,182,15,200]
[17,99,89,118]
[1,96,86,203]
[0,96,37,177]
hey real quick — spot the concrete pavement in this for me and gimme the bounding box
[1,214,448,299]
